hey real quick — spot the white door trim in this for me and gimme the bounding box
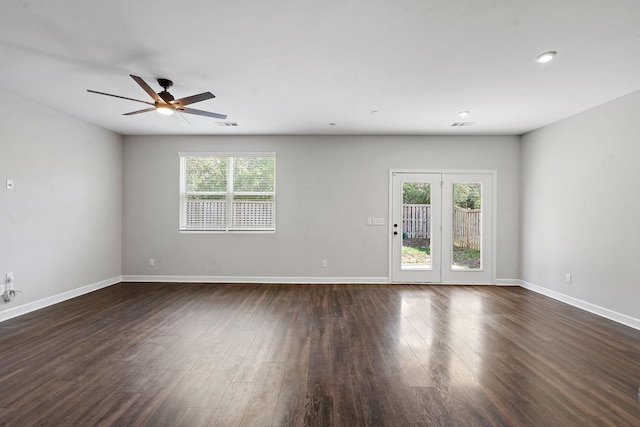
[391,172,442,283]
[388,169,497,284]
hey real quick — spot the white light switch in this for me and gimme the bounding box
[372,218,385,226]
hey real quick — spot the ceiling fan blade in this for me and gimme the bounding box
[130,74,165,104]
[179,107,227,119]
[173,110,190,126]
[87,90,155,106]
[123,107,157,115]
[172,92,215,107]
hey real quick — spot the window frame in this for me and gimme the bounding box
[179,152,276,233]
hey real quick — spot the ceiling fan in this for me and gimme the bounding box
[87,74,227,119]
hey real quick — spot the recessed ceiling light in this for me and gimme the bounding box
[536,51,557,63]
[458,111,470,117]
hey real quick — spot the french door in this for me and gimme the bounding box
[390,171,494,284]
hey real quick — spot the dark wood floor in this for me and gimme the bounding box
[1,283,639,426]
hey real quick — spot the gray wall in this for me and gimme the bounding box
[4,80,639,326]
[521,90,640,321]
[122,135,520,281]
[0,88,122,318]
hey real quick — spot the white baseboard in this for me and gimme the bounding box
[0,276,121,323]
[520,280,640,331]
[496,278,521,286]
[121,275,390,284]
[121,276,518,286]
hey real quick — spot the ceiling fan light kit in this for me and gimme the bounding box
[156,106,174,115]
[87,74,227,120]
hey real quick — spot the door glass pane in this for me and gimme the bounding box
[402,182,431,270]
[452,183,481,270]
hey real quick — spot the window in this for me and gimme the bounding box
[179,153,276,232]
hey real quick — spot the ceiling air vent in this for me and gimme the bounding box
[217,122,238,127]
[451,122,476,127]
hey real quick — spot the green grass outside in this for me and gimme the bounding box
[402,244,480,269]
[402,245,430,264]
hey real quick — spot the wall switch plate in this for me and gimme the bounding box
[372,217,385,226]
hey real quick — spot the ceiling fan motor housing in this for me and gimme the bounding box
[159,90,175,103]
[157,78,175,102]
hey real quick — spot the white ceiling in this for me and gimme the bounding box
[1,0,639,136]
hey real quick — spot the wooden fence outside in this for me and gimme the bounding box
[452,206,481,250]
[402,204,431,239]
[183,199,274,230]
[403,204,481,250]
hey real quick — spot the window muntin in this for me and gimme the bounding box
[180,153,275,232]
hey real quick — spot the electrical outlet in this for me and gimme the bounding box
[321,259,328,268]
[2,273,15,302]
[565,273,572,284]
[149,258,155,266]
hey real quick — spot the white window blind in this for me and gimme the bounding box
[179,153,276,232]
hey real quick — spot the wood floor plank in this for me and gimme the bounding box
[271,336,310,427]
[1,283,640,426]
[327,309,367,427]
[188,360,242,409]
[239,362,286,427]
[174,407,217,427]
[116,368,189,426]
[304,396,334,427]
[208,381,254,426]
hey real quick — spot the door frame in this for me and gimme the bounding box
[391,173,443,283]
[388,169,497,284]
